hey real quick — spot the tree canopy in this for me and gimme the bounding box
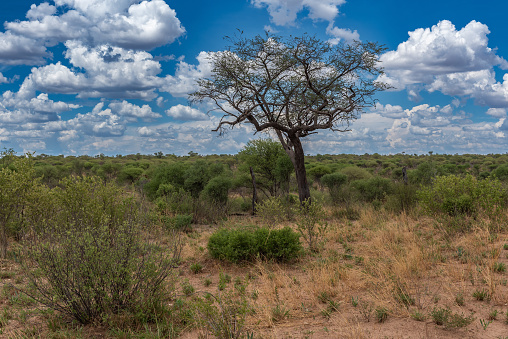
[191,33,388,202]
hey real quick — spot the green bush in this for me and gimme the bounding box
[350,176,393,202]
[385,182,418,213]
[201,176,232,205]
[22,176,181,325]
[340,166,372,181]
[418,174,504,217]
[321,172,347,204]
[163,214,193,232]
[118,166,144,184]
[208,226,302,263]
[492,165,508,182]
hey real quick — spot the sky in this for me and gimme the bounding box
[0,0,507,156]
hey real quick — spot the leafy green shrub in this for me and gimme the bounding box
[340,166,372,181]
[201,176,232,205]
[492,165,508,182]
[350,176,393,202]
[307,165,332,183]
[0,152,40,258]
[163,214,193,232]
[145,162,187,200]
[385,182,418,213]
[255,227,303,261]
[418,174,504,218]
[22,176,181,325]
[118,166,144,184]
[207,227,302,263]
[321,172,347,204]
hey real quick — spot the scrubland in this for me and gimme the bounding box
[1,150,508,338]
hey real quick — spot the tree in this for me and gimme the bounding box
[191,33,388,203]
[238,138,293,197]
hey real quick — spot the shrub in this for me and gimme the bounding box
[255,196,285,228]
[385,182,418,213]
[321,172,347,204]
[340,166,372,181]
[307,165,332,183]
[22,176,181,325]
[207,226,302,263]
[418,174,504,218]
[295,199,328,252]
[430,307,475,329]
[201,176,232,206]
[163,214,193,232]
[118,166,144,184]
[0,152,40,258]
[350,176,393,202]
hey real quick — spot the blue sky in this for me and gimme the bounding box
[0,0,507,156]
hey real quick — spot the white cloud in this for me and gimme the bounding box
[0,73,8,84]
[109,100,161,121]
[251,0,345,26]
[166,104,208,121]
[326,26,360,44]
[0,32,50,65]
[29,41,164,99]
[5,0,185,54]
[380,20,508,107]
[162,51,214,97]
[26,3,58,20]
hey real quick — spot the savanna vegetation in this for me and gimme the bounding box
[1,145,508,338]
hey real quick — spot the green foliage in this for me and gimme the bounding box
[307,165,332,182]
[321,172,347,204]
[418,174,504,218]
[238,139,293,196]
[430,307,475,329]
[207,226,302,263]
[145,162,187,200]
[350,176,393,202]
[184,160,225,198]
[163,214,193,232]
[492,165,508,181]
[22,176,181,325]
[255,196,285,228]
[385,182,418,213]
[118,166,144,184]
[295,199,328,252]
[340,166,372,181]
[202,176,233,205]
[0,152,40,258]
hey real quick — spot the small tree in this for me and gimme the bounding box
[192,33,388,203]
[238,138,293,197]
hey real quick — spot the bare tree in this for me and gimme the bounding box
[191,33,389,203]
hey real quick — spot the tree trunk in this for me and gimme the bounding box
[287,136,311,204]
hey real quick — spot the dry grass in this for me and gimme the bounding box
[2,206,508,338]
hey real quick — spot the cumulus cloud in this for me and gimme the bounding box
[166,104,208,121]
[108,100,161,121]
[326,26,360,44]
[28,41,164,99]
[252,0,356,43]
[162,52,214,97]
[380,20,508,107]
[0,32,50,65]
[251,0,345,26]
[3,0,185,62]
